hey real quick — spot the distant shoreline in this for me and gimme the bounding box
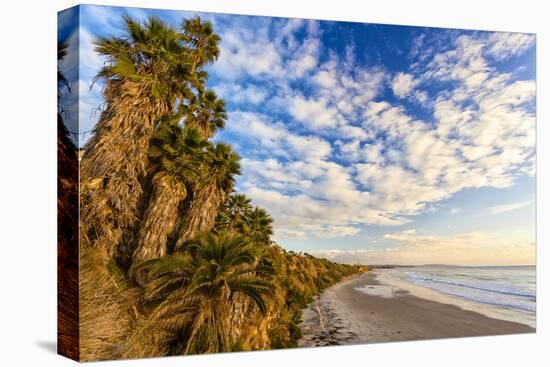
[366,264,536,268]
[298,271,534,347]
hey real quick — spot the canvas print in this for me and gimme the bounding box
[57,4,536,362]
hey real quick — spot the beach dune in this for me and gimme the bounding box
[298,272,534,347]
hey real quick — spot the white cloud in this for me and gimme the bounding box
[356,163,448,215]
[81,5,123,34]
[339,125,371,140]
[391,72,418,98]
[278,225,360,239]
[414,90,428,104]
[424,35,490,92]
[59,26,106,145]
[409,34,426,60]
[286,134,332,162]
[215,83,268,105]
[243,182,400,241]
[288,43,319,77]
[364,101,415,139]
[210,17,321,81]
[312,230,535,266]
[314,69,338,89]
[287,59,386,135]
[226,111,332,162]
[362,142,385,165]
[487,32,535,60]
[336,140,362,162]
[79,29,106,81]
[288,95,339,129]
[485,201,533,215]
[212,28,284,79]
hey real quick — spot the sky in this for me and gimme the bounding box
[58,5,536,266]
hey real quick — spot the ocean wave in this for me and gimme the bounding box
[402,270,536,313]
[405,272,536,300]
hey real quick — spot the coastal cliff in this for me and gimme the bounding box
[228,245,359,350]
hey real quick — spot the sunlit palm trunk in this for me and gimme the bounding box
[176,186,225,246]
[80,79,172,258]
[133,179,186,263]
[182,286,232,355]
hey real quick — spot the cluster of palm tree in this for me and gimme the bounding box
[77,15,279,360]
[215,194,274,243]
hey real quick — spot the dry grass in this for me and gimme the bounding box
[79,243,138,361]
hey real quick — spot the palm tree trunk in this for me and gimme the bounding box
[176,186,224,247]
[132,179,186,264]
[80,79,172,258]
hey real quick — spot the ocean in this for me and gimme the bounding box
[379,265,536,327]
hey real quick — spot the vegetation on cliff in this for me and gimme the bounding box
[71,15,358,361]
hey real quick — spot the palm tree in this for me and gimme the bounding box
[132,122,208,264]
[176,143,241,247]
[213,211,231,234]
[182,89,227,139]
[246,207,274,245]
[215,195,273,245]
[80,16,193,257]
[224,193,252,233]
[57,41,70,100]
[180,16,221,74]
[131,232,275,355]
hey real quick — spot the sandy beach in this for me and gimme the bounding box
[298,271,534,347]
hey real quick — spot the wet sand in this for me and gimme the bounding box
[298,272,534,347]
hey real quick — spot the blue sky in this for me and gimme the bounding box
[58,5,536,265]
